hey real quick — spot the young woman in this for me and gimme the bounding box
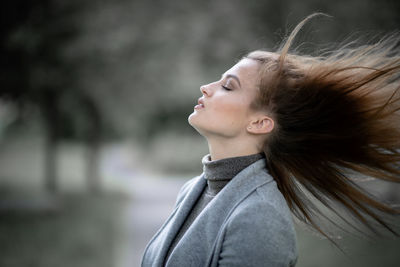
[141,14,400,266]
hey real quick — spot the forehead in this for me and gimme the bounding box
[224,58,260,88]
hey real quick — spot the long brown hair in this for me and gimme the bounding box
[246,13,400,241]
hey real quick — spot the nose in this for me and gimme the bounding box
[200,84,211,96]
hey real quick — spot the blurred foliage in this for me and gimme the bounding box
[1,0,399,142]
[0,0,102,140]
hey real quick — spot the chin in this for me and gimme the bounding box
[188,114,206,135]
[188,111,199,126]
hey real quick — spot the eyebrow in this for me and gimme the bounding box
[221,74,241,87]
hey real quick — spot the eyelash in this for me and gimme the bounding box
[222,85,232,91]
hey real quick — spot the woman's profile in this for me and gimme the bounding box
[141,13,400,266]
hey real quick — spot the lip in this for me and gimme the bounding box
[194,98,205,110]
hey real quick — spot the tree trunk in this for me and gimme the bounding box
[86,136,100,194]
[84,96,102,194]
[44,131,57,193]
[42,90,59,193]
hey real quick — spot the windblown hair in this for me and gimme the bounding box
[246,14,400,241]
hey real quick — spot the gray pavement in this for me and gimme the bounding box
[114,173,187,267]
[0,137,192,267]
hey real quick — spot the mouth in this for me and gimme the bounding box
[194,98,205,110]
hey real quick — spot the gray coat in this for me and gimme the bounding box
[141,158,298,267]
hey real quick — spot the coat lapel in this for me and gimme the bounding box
[143,174,207,266]
[165,158,274,266]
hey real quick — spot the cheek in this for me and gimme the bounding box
[215,103,243,116]
[213,98,250,122]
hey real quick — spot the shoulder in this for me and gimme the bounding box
[228,180,295,236]
[219,180,297,266]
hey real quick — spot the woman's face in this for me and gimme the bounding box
[188,58,261,139]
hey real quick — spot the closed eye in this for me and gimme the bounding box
[222,85,232,91]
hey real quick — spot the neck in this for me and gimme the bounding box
[206,136,261,161]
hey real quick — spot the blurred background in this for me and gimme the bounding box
[1,0,399,266]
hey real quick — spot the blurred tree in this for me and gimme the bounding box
[0,0,103,193]
[1,0,399,179]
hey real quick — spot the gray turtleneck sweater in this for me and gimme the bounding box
[165,153,265,261]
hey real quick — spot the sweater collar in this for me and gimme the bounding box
[201,153,265,195]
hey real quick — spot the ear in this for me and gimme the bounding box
[246,116,274,134]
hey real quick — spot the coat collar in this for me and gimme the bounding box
[143,173,207,266]
[164,158,274,266]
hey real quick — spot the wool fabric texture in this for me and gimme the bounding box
[165,153,265,261]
